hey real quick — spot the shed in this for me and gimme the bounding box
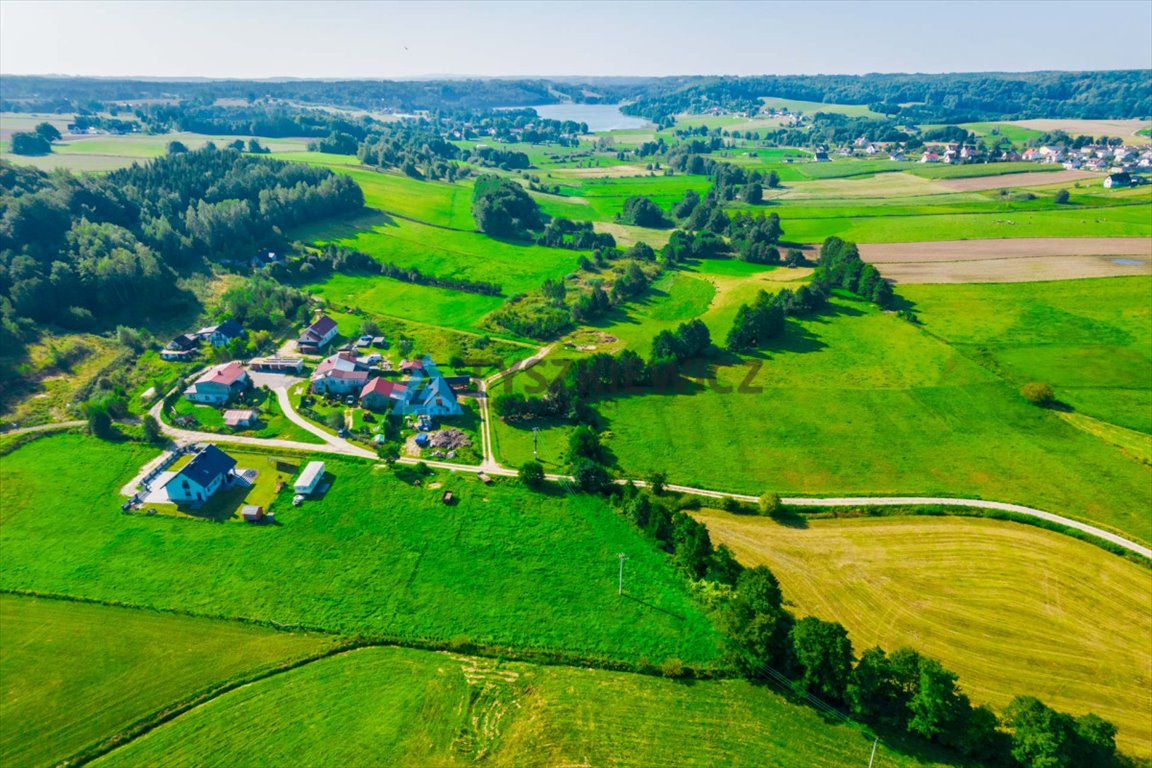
[477,472,492,485]
[241,505,265,522]
[294,461,326,496]
[442,491,455,505]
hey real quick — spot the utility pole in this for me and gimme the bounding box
[618,552,626,595]
[532,426,539,459]
[867,737,878,768]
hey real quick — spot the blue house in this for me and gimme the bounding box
[392,355,463,418]
[164,445,236,504]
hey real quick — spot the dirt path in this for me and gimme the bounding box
[860,238,1152,263]
[1,420,85,436]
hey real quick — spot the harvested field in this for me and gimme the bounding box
[861,238,1152,283]
[551,164,654,178]
[1006,118,1152,145]
[935,169,1098,192]
[694,512,1152,758]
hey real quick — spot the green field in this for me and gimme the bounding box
[759,96,884,118]
[0,434,722,664]
[493,280,1152,543]
[94,645,953,768]
[902,277,1152,434]
[697,513,1152,758]
[0,594,331,768]
[170,389,324,444]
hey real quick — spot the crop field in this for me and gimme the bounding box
[758,97,885,118]
[0,129,310,172]
[695,512,1152,757]
[0,594,331,768]
[539,173,713,222]
[1005,118,1152,145]
[93,645,951,768]
[0,434,723,664]
[860,238,1152,283]
[494,288,1152,543]
[934,169,1096,191]
[901,277,1152,435]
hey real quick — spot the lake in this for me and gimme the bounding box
[529,104,651,132]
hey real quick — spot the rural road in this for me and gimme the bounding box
[1,420,85,437]
[129,354,1150,561]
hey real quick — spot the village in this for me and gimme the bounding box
[139,309,491,522]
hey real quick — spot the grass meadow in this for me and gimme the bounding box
[0,594,331,768]
[94,645,956,768]
[902,277,1152,434]
[696,512,1152,758]
[493,283,1152,543]
[0,434,723,665]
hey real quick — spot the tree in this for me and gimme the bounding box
[621,196,667,228]
[87,408,113,439]
[34,122,62,143]
[567,424,604,464]
[519,460,545,488]
[1054,188,1071,204]
[648,470,667,495]
[1004,696,1079,768]
[1020,382,1055,406]
[907,657,970,742]
[325,411,346,431]
[790,617,854,702]
[766,170,781,189]
[166,140,188,154]
[725,565,794,672]
[758,491,782,516]
[847,647,908,728]
[671,511,714,579]
[142,414,162,443]
[377,442,400,466]
[10,132,52,155]
[572,458,611,494]
[743,181,763,204]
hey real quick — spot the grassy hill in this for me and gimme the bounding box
[93,645,957,768]
[0,594,332,768]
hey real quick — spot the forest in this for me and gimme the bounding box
[0,148,363,359]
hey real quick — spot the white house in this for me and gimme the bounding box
[184,362,250,405]
[164,445,236,505]
[311,351,370,395]
[294,461,326,496]
[196,319,245,348]
[298,314,339,354]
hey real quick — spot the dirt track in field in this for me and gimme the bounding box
[935,170,1098,192]
[860,238,1152,283]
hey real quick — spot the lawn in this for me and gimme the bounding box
[759,96,884,118]
[94,645,955,768]
[695,512,1152,758]
[0,434,723,665]
[169,388,324,444]
[0,594,331,768]
[901,277,1152,434]
[493,291,1152,543]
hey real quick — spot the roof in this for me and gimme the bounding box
[308,315,338,337]
[223,409,257,425]
[168,333,199,350]
[400,359,424,372]
[241,505,263,518]
[215,319,244,338]
[175,445,236,489]
[319,368,369,381]
[360,378,405,399]
[195,362,247,387]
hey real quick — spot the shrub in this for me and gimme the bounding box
[759,491,782,516]
[1054,189,1070,204]
[1020,382,1055,406]
[519,460,545,489]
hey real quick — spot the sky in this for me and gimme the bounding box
[1,0,1150,80]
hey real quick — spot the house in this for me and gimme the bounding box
[1104,172,1132,189]
[297,314,339,354]
[250,251,282,269]
[812,149,830,162]
[166,333,199,352]
[360,377,405,411]
[294,461,326,496]
[311,351,370,395]
[164,445,236,504]
[920,151,940,164]
[197,319,245,348]
[249,357,304,374]
[397,373,463,418]
[889,150,905,162]
[161,347,197,362]
[184,362,250,404]
[223,409,258,428]
[865,143,880,155]
[1022,148,1042,162]
[241,505,265,522]
[399,358,424,374]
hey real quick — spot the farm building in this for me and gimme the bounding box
[223,409,258,428]
[160,347,197,362]
[360,377,406,411]
[249,357,305,374]
[184,362,250,405]
[311,351,370,395]
[1104,172,1133,189]
[196,319,245,347]
[294,461,326,496]
[298,314,339,354]
[164,445,236,504]
[241,505,265,522]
